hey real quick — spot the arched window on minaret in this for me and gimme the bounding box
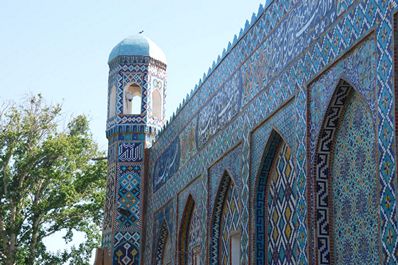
[124,84,142,114]
[152,90,162,120]
[109,85,116,118]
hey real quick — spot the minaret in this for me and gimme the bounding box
[100,34,167,265]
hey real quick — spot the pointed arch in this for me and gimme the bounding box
[209,171,233,265]
[109,85,116,118]
[124,83,142,114]
[152,89,162,120]
[178,195,195,265]
[314,79,379,264]
[155,221,170,265]
[254,129,297,264]
[254,130,282,264]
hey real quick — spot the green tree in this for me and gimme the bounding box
[0,95,106,265]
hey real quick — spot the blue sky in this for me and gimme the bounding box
[0,0,265,149]
[0,0,264,259]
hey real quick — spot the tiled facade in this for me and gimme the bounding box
[101,0,398,264]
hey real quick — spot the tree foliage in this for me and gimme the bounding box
[0,95,106,265]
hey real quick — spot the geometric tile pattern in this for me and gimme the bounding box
[188,207,201,265]
[250,104,298,265]
[106,60,149,130]
[117,165,141,227]
[309,38,377,164]
[254,130,283,265]
[210,172,232,265]
[175,175,206,265]
[308,36,378,265]
[118,142,144,162]
[209,145,243,210]
[114,231,140,265]
[154,221,169,265]
[102,0,398,264]
[331,91,379,264]
[163,236,172,265]
[220,183,240,265]
[178,195,195,265]
[315,80,352,265]
[266,142,296,265]
[103,164,116,249]
[107,57,167,131]
[104,33,167,265]
[152,200,175,265]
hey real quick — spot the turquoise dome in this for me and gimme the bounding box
[108,35,167,63]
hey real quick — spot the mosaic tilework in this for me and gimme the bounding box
[112,162,143,265]
[254,127,299,264]
[332,91,379,264]
[136,0,398,264]
[196,70,243,150]
[150,0,341,158]
[154,222,169,265]
[106,57,166,137]
[153,137,180,191]
[107,60,148,130]
[310,38,377,164]
[266,143,297,265]
[239,117,251,265]
[250,104,297,183]
[114,231,140,265]
[209,145,243,210]
[103,164,116,249]
[104,31,168,265]
[188,207,201,265]
[220,183,240,265]
[116,165,141,228]
[147,64,167,129]
[308,37,379,264]
[314,79,381,265]
[315,80,352,264]
[179,120,197,166]
[163,236,172,265]
[152,200,175,265]
[118,142,144,162]
[210,173,232,265]
[254,131,280,265]
[178,195,195,265]
[293,87,307,265]
[177,175,207,265]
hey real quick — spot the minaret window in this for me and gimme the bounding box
[124,84,142,114]
[152,90,162,120]
[109,85,116,118]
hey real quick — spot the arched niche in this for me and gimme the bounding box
[178,195,195,265]
[152,89,162,120]
[209,171,234,265]
[314,79,379,265]
[155,221,171,265]
[109,85,116,118]
[124,84,142,115]
[254,129,297,265]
